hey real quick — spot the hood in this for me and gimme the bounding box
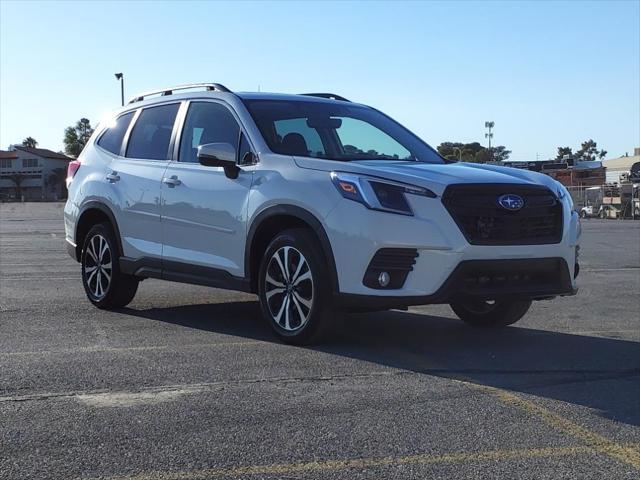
[293,157,560,196]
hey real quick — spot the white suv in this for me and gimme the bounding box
[64,83,580,344]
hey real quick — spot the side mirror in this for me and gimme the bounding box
[197,142,240,179]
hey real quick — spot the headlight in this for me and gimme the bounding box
[330,172,436,216]
[556,181,574,210]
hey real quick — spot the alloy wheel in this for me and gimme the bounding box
[84,234,112,300]
[264,246,314,331]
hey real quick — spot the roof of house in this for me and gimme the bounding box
[603,154,640,171]
[0,150,19,159]
[12,146,73,161]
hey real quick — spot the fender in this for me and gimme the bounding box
[245,204,339,292]
[76,201,125,258]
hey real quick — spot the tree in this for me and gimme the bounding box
[8,173,26,200]
[575,139,607,162]
[63,118,94,157]
[436,142,509,163]
[488,145,511,162]
[555,147,573,161]
[437,142,484,162]
[22,137,38,148]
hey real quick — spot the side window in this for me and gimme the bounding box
[273,118,325,157]
[179,102,240,163]
[97,111,134,155]
[126,103,179,160]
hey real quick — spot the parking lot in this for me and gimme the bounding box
[0,202,638,479]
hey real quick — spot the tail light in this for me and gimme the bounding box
[66,160,81,187]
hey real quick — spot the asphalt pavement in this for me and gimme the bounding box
[0,202,638,479]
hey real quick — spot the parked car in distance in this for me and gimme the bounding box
[64,83,581,344]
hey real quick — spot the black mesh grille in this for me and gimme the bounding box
[363,248,418,289]
[442,184,563,245]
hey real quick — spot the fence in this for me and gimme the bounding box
[567,184,640,219]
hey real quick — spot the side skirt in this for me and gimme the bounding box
[119,257,252,293]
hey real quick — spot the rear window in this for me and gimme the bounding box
[126,103,179,160]
[97,112,134,155]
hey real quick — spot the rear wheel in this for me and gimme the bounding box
[81,223,138,309]
[580,210,587,219]
[258,229,333,345]
[450,299,532,327]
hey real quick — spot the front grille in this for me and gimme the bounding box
[363,248,418,289]
[442,184,563,245]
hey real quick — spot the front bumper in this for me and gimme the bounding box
[324,193,580,305]
[335,257,577,310]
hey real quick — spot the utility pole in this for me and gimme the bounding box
[114,73,124,106]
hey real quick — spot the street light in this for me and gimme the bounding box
[484,121,494,149]
[485,121,495,161]
[114,73,124,106]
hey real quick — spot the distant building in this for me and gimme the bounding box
[603,147,640,184]
[496,157,605,187]
[0,146,73,201]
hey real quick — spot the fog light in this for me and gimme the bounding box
[378,271,391,287]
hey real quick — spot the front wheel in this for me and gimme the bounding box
[450,299,532,327]
[258,229,334,345]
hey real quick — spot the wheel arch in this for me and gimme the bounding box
[245,205,339,294]
[75,202,124,260]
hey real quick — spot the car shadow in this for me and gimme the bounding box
[121,300,640,426]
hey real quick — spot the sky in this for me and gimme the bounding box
[1,0,638,161]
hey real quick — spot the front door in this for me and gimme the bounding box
[160,100,255,279]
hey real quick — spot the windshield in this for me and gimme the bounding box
[243,99,444,163]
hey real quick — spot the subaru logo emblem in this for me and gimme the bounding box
[497,194,524,211]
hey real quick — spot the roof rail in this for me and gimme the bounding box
[301,93,350,102]
[127,83,232,104]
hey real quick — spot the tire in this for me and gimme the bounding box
[258,228,334,345]
[599,210,605,219]
[450,299,532,327]
[580,210,587,219]
[81,223,139,309]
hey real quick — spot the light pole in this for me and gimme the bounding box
[114,73,124,106]
[485,121,494,161]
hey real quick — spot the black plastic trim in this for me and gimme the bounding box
[76,201,124,259]
[336,257,577,310]
[363,248,418,289]
[119,256,251,292]
[65,239,78,261]
[245,205,339,292]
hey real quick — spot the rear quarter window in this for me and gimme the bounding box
[97,111,134,155]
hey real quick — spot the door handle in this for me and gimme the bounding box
[162,175,181,187]
[106,171,120,183]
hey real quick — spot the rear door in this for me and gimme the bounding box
[109,102,180,260]
[160,100,255,278]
